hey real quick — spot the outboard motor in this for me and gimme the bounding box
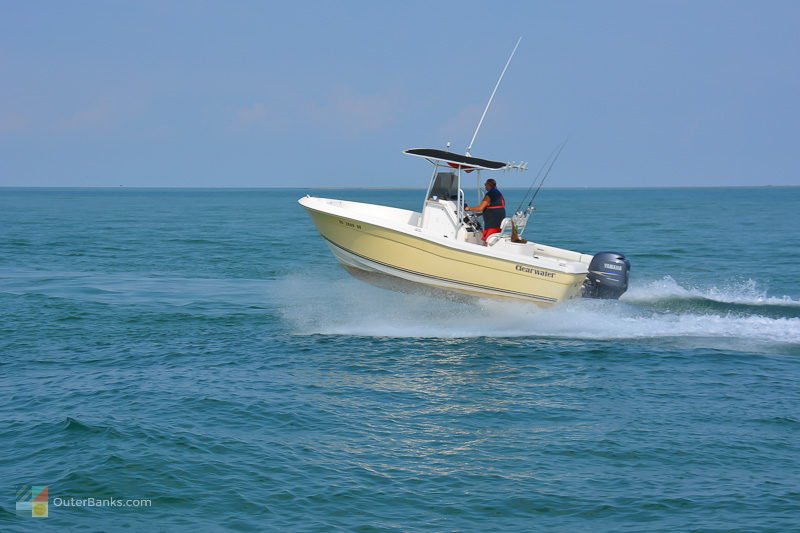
[582,251,631,299]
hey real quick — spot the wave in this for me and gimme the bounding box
[624,276,800,307]
[622,276,800,319]
[276,276,800,346]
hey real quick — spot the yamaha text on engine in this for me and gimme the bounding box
[582,252,631,299]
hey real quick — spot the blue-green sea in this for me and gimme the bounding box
[1,187,799,532]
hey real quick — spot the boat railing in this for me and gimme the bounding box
[457,188,465,226]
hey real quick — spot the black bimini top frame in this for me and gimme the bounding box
[403,148,507,170]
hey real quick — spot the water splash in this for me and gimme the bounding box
[624,276,800,307]
[276,276,800,345]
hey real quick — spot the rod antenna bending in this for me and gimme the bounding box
[465,36,522,157]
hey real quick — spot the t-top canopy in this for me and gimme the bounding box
[403,148,507,170]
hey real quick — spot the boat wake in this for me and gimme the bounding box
[277,275,800,349]
[623,276,800,318]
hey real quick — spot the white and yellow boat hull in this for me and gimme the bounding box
[299,196,591,307]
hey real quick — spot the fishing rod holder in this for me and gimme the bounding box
[503,161,529,171]
[501,206,534,236]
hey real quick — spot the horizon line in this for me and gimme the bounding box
[0,185,797,191]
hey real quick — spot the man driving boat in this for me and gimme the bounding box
[465,178,505,243]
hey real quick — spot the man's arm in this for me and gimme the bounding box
[466,195,491,212]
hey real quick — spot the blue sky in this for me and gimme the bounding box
[1,1,798,187]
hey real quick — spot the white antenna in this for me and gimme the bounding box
[465,36,522,157]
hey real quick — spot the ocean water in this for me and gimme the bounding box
[1,187,799,532]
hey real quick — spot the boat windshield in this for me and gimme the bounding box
[428,172,459,201]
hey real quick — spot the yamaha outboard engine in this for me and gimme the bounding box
[582,251,631,299]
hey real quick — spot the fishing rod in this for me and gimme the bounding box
[515,139,568,211]
[515,145,558,213]
[527,138,568,207]
[515,138,568,212]
[509,139,567,239]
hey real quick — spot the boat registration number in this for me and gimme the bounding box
[338,220,362,230]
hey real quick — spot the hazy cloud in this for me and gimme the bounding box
[230,85,404,136]
[232,102,271,130]
[55,101,118,132]
[322,85,400,132]
[0,100,126,135]
[436,104,483,147]
[0,113,31,133]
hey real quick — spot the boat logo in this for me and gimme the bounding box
[516,265,556,278]
[604,263,623,271]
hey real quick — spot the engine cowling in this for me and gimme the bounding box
[582,251,631,299]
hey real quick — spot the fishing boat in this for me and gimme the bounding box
[298,40,630,307]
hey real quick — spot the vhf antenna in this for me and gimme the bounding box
[465,36,522,157]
